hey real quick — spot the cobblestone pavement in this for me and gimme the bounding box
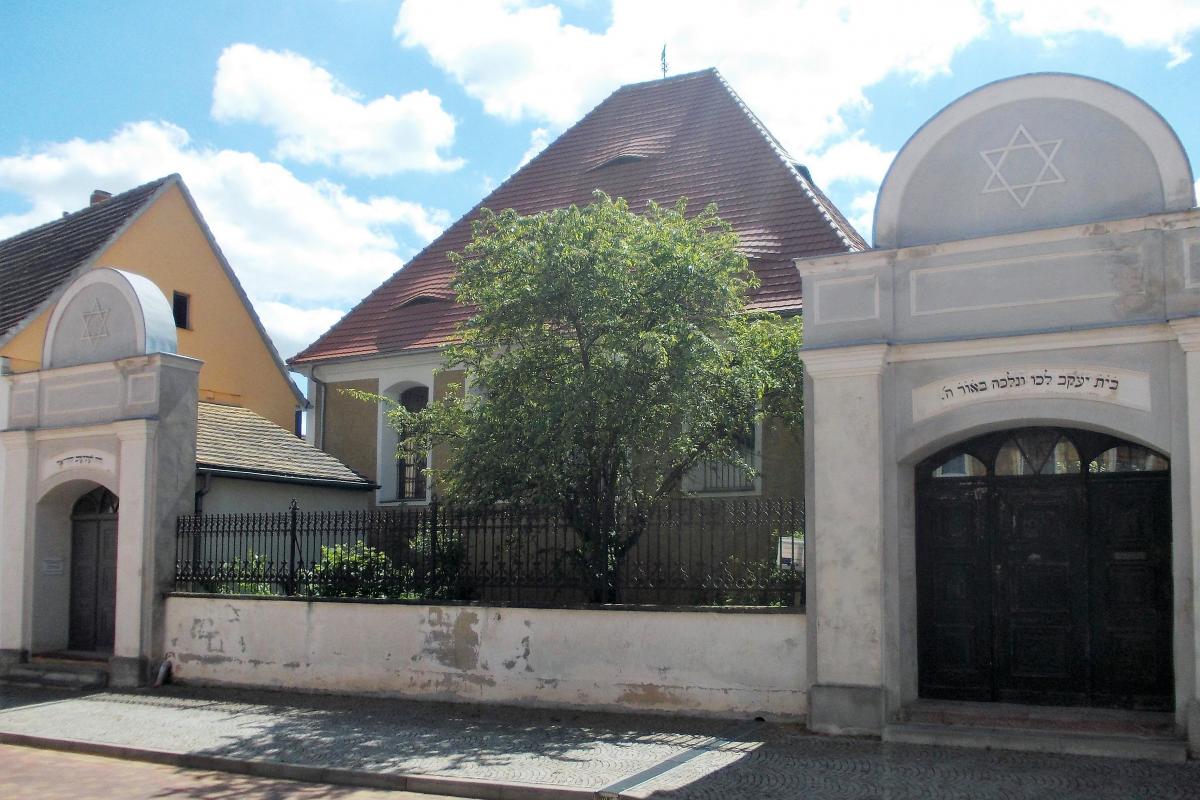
[0,743,444,799]
[1,685,1198,799]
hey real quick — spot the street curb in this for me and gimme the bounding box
[0,731,602,800]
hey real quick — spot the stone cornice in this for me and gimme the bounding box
[1169,318,1200,352]
[802,344,888,378]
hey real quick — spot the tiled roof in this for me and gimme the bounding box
[197,402,373,487]
[291,68,865,365]
[0,176,173,341]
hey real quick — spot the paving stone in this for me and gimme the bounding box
[1,685,1198,799]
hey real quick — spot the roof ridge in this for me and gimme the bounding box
[613,67,720,93]
[709,72,867,252]
[0,174,176,248]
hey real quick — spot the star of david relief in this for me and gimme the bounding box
[80,298,110,343]
[979,124,1065,208]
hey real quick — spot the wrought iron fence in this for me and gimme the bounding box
[175,497,805,608]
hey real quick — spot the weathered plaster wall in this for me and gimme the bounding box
[163,596,808,719]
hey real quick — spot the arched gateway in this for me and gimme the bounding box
[796,73,1200,754]
[0,268,200,685]
[917,428,1171,709]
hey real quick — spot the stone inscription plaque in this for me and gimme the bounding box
[912,365,1151,422]
[40,450,116,480]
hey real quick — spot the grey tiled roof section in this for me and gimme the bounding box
[0,176,174,340]
[196,402,372,487]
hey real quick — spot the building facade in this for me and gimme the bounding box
[291,69,862,506]
[797,74,1200,749]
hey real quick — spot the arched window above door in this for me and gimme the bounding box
[931,452,988,478]
[994,429,1081,476]
[72,487,119,516]
[1088,444,1169,473]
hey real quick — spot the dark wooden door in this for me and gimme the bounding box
[993,478,1089,705]
[916,479,993,699]
[917,430,1173,710]
[1088,475,1173,710]
[69,515,118,652]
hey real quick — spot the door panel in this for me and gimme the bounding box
[1088,475,1173,709]
[917,480,992,699]
[68,516,119,653]
[95,519,118,651]
[69,523,99,651]
[993,480,1088,704]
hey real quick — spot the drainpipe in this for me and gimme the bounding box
[310,369,328,451]
[194,471,213,514]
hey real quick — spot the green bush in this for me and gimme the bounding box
[307,541,412,598]
[195,552,275,596]
[410,521,475,601]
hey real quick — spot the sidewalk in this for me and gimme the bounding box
[1,684,1197,799]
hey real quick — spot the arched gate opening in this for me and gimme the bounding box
[67,487,120,654]
[916,427,1172,710]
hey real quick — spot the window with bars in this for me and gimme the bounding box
[397,386,429,501]
[684,421,758,494]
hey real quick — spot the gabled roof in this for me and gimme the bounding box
[0,174,304,407]
[0,176,172,341]
[197,402,373,488]
[291,68,866,366]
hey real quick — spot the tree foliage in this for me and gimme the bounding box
[388,192,804,601]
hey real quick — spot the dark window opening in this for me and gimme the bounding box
[172,291,191,329]
[398,386,430,500]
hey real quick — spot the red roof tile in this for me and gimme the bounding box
[291,69,865,366]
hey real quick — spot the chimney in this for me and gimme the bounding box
[90,189,112,206]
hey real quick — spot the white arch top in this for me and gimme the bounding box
[43,267,178,369]
[873,73,1195,250]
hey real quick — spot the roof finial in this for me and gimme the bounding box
[660,44,668,79]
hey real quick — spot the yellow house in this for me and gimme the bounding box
[0,174,302,430]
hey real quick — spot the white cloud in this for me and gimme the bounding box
[518,127,552,168]
[0,121,450,358]
[993,0,1200,67]
[807,133,896,188]
[848,191,878,244]
[255,302,347,363]
[212,43,464,176]
[395,0,990,158]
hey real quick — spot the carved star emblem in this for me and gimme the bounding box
[979,124,1065,208]
[81,298,109,342]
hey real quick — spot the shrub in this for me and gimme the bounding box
[307,541,412,598]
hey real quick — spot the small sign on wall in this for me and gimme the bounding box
[912,365,1152,422]
[39,450,116,481]
[41,558,64,576]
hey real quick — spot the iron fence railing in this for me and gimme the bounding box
[174,497,805,608]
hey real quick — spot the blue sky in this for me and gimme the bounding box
[2,1,1198,361]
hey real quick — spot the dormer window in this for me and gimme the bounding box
[588,153,650,172]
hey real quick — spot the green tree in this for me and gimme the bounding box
[389,193,804,602]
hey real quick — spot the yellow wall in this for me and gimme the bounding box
[1,184,299,429]
[323,379,379,485]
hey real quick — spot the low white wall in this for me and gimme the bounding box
[163,595,808,719]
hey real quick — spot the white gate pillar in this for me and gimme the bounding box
[1169,319,1200,751]
[111,419,158,686]
[0,430,35,665]
[803,344,889,734]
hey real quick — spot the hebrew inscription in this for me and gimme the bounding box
[40,449,116,480]
[912,365,1151,422]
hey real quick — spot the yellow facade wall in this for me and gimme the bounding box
[322,379,379,485]
[1,184,299,429]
